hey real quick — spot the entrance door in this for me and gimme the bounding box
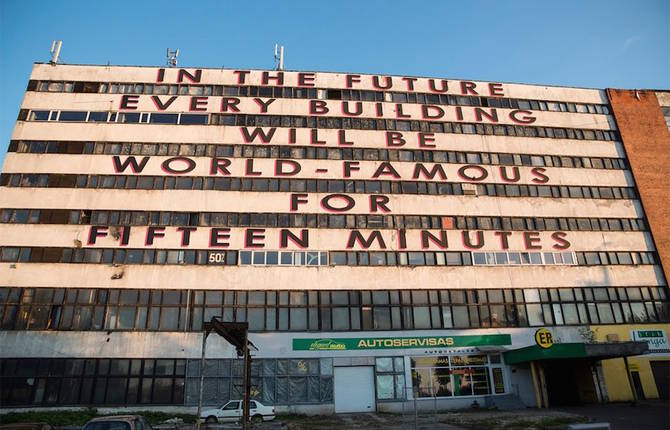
[650,361,669,400]
[631,371,646,400]
[542,360,598,406]
[334,366,376,413]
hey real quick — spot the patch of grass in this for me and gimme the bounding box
[461,417,501,429]
[0,409,99,426]
[276,413,351,430]
[534,415,590,429]
[0,410,197,427]
[502,419,540,429]
[277,414,341,425]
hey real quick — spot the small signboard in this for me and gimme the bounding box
[293,334,512,351]
[207,251,227,265]
[535,328,554,349]
[631,329,669,353]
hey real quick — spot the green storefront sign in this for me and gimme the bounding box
[293,334,512,351]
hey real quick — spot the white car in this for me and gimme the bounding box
[201,400,276,424]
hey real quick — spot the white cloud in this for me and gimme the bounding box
[623,35,642,51]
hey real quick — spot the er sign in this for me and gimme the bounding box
[535,328,554,349]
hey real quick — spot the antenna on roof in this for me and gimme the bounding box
[50,40,62,65]
[274,44,284,70]
[166,48,179,67]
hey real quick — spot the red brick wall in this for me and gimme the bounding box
[608,89,670,283]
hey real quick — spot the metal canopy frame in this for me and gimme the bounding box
[504,341,649,408]
[195,318,258,430]
[503,341,648,364]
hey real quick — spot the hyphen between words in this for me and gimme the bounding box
[112,156,551,184]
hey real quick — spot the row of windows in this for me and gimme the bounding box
[211,114,618,142]
[0,358,185,406]
[472,251,575,266]
[330,250,655,267]
[20,109,619,142]
[1,208,648,233]
[0,246,655,268]
[330,251,575,267]
[185,358,334,406]
[1,287,667,332]
[26,110,208,125]
[0,357,334,406]
[1,173,638,201]
[0,247,321,267]
[29,80,611,115]
[9,140,628,171]
[5,286,664,307]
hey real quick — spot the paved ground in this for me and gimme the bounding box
[6,401,668,430]
[317,412,465,429]
[245,401,669,429]
[195,413,466,429]
[557,400,669,430]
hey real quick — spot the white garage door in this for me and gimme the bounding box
[334,366,376,413]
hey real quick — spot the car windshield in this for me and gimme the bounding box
[83,422,131,430]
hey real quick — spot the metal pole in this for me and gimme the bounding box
[196,331,209,430]
[623,356,638,405]
[242,330,250,429]
[530,361,542,409]
[591,362,605,403]
[538,363,549,408]
[413,389,418,430]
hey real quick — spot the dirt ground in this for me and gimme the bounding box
[3,401,667,430]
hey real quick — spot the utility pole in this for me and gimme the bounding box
[242,330,250,429]
[196,319,255,429]
[195,330,210,430]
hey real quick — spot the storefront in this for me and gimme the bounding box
[291,333,513,412]
[593,324,670,401]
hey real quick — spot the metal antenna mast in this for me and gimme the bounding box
[274,44,284,70]
[50,40,62,64]
[166,48,180,67]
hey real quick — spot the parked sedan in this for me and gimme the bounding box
[201,400,276,423]
[82,416,153,430]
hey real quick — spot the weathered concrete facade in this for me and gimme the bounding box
[0,63,668,412]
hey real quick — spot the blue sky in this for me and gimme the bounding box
[1,0,668,168]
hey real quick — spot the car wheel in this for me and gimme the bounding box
[205,416,218,424]
[251,415,263,425]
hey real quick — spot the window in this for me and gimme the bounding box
[59,111,88,122]
[375,357,405,401]
[88,112,109,122]
[119,113,140,123]
[410,355,496,399]
[179,114,208,125]
[150,114,178,124]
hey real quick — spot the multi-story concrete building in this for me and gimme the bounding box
[0,63,668,412]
